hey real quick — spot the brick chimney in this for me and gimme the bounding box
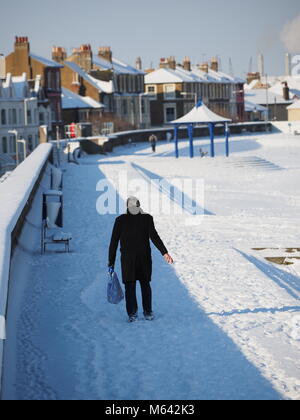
[199,62,209,73]
[52,46,67,64]
[98,47,112,63]
[8,36,31,77]
[71,44,93,72]
[136,57,142,71]
[183,56,191,72]
[167,56,176,70]
[246,72,261,85]
[159,58,168,69]
[210,57,218,72]
[282,81,290,101]
[0,54,6,79]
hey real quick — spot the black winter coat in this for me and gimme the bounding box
[109,213,168,284]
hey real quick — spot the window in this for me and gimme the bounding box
[122,99,128,115]
[56,72,60,90]
[8,109,12,125]
[2,137,8,154]
[72,72,80,85]
[51,104,56,122]
[19,109,23,125]
[138,76,144,93]
[1,109,6,125]
[10,136,16,153]
[12,109,17,125]
[47,72,52,89]
[164,84,176,100]
[27,109,32,124]
[28,135,33,152]
[39,112,45,124]
[146,85,157,100]
[164,104,176,123]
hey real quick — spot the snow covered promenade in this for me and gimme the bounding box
[2,133,300,400]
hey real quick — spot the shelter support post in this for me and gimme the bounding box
[209,123,215,158]
[174,125,179,159]
[225,123,230,157]
[188,124,194,158]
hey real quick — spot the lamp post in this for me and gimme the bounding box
[8,129,19,166]
[17,139,27,162]
[265,74,269,131]
[24,98,32,139]
[139,93,143,129]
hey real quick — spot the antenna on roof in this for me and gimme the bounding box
[229,58,234,77]
[217,56,222,72]
[248,56,253,73]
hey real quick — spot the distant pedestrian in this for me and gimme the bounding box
[149,134,158,153]
[108,196,174,323]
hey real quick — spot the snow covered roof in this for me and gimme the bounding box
[30,53,63,68]
[244,89,292,105]
[214,70,245,85]
[145,66,245,85]
[64,61,114,94]
[11,74,28,98]
[0,73,46,102]
[287,99,300,110]
[269,80,300,99]
[145,68,199,84]
[0,73,31,100]
[244,79,260,90]
[245,100,268,113]
[61,88,104,109]
[171,101,232,124]
[93,56,144,75]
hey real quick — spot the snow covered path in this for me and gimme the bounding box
[3,133,300,400]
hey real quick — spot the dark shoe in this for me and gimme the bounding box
[128,313,138,323]
[144,312,154,321]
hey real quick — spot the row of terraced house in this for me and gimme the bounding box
[1,36,247,172]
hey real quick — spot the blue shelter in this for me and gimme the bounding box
[171,100,232,159]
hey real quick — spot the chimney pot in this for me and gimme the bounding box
[282,81,290,101]
[210,57,219,72]
[98,46,112,63]
[183,56,191,72]
[199,62,209,73]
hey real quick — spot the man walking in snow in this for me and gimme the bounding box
[108,197,174,323]
[149,134,158,153]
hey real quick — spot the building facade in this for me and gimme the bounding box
[145,57,245,126]
[53,45,151,130]
[0,72,50,161]
[6,37,63,138]
[287,100,300,121]
[61,87,105,136]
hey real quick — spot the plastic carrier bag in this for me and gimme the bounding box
[107,272,124,305]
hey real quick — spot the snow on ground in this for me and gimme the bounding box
[2,132,300,400]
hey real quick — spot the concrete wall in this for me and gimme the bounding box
[0,144,53,396]
[80,122,271,155]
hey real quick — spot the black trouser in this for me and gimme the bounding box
[125,281,152,316]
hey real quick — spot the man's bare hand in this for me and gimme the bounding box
[164,254,174,264]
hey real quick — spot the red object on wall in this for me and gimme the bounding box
[70,123,76,138]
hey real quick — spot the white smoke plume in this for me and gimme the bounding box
[281,14,300,53]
